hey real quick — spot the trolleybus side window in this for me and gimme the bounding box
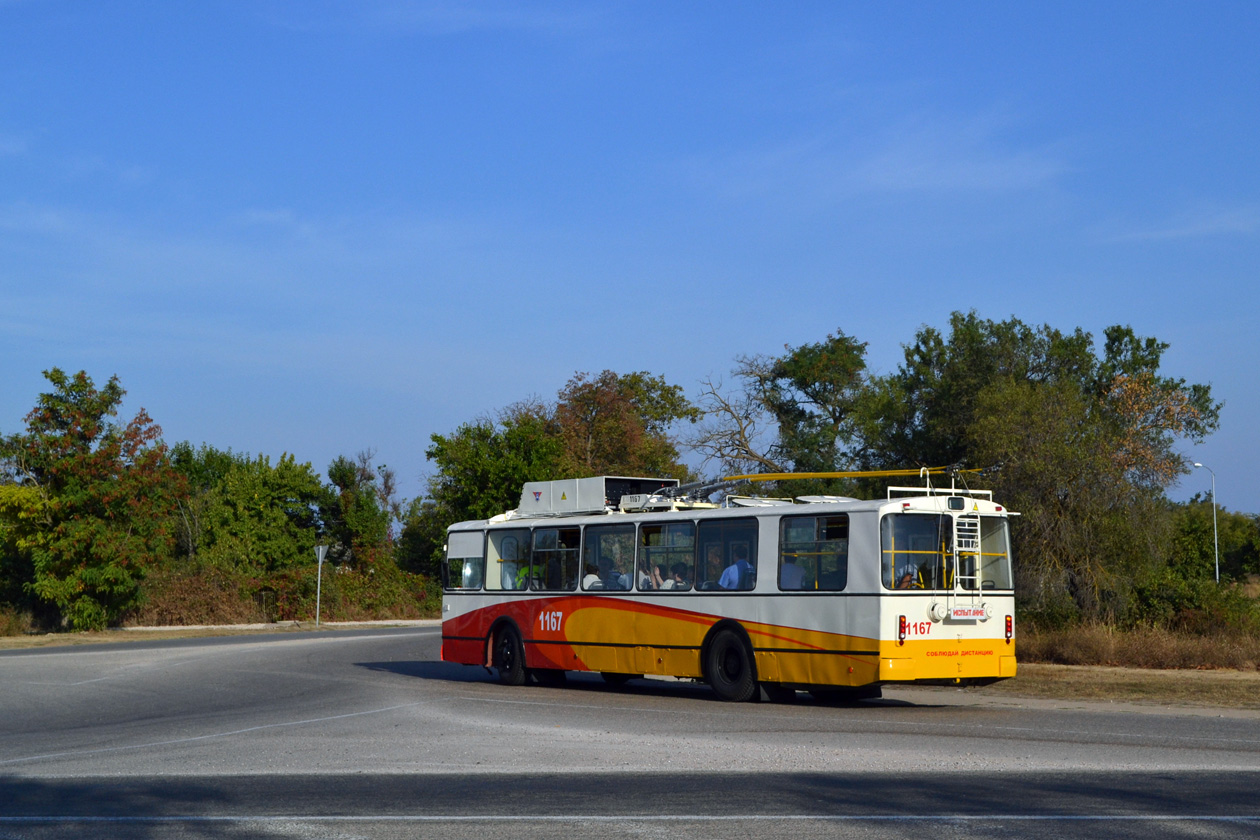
[443,530,485,591]
[881,514,951,590]
[696,518,758,591]
[486,528,530,591]
[638,522,695,591]
[779,514,848,591]
[979,517,1014,590]
[530,526,580,591]
[582,523,635,591]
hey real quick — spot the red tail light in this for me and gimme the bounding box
[898,614,906,646]
[1005,615,1013,644]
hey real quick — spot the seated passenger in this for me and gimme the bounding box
[916,560,952,590]
[668,562,691,590]
[601,560,630,590]
[719,548,754,590]
[582,562,603,590]
[780,558,805,590]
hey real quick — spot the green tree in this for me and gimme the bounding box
[856,312,1099,471]
[403,370,698,576]
[0,485,41,618]
[691,331,868,478]
[696,313,1221,621]
[196,452,326,574]
[170,442,241,563]
[556,370,699,480]
[322,450,399,568]
[0,369,181,630]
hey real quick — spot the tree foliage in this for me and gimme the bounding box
[696,313,1222,621]
[691,331,867,479]
[0,369,181,630]
[193,450,326,574]
[403,371,699,576]
[323,450,400,567]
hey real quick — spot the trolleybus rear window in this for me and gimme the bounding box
[882,513,950,590]
[881,513,1014,590]
[979,517,1014,590]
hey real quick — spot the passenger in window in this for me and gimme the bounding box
[719,546,754,590]
[582,562,602,590]
[601,558,630,590]
[646,563,666,589]
[896,570,916,589]
[703,545,724,588]
[780,557,805,590]
[669,562,691,590]
[917,559,951,590]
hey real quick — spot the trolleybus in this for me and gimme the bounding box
[439,470,1016,701]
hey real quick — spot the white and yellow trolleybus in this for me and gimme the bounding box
[440,471,1016,701]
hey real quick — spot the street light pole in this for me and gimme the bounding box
[1192,463,1219,583]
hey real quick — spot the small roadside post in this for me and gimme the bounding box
[315,545,328,626]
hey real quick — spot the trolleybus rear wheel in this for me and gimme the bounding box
[494,625,527,686]
[705,628,757,702]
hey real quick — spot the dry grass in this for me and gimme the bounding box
[1018,624,1260,671]
[0,606,33,637]
[126,568,269,627]
[984,662,1260,709]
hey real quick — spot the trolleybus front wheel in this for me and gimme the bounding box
[494,625,527,686]
[705,628,757,702]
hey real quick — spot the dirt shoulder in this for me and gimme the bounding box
[976,662,1260,710]
[3,626,1257,711]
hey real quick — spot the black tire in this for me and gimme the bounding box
[494,625,527,686]
[705,628,757,702]
[600,672,638,687]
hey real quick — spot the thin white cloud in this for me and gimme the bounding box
[686,111,1068,206]
[854,119,1067,193]
[259,0,598,37]
[1110,206,1260,242]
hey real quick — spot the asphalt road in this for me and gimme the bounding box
[1,626,1258,839]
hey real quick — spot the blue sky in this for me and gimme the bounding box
[1,1,1257,513]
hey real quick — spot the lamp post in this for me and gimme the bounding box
[1192,463,1219,583]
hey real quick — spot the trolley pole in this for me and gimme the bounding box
[315,545,328,625]
[1192,463,1219,583]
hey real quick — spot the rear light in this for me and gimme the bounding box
[898,614,907,646]
[1005,615,1013,644]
